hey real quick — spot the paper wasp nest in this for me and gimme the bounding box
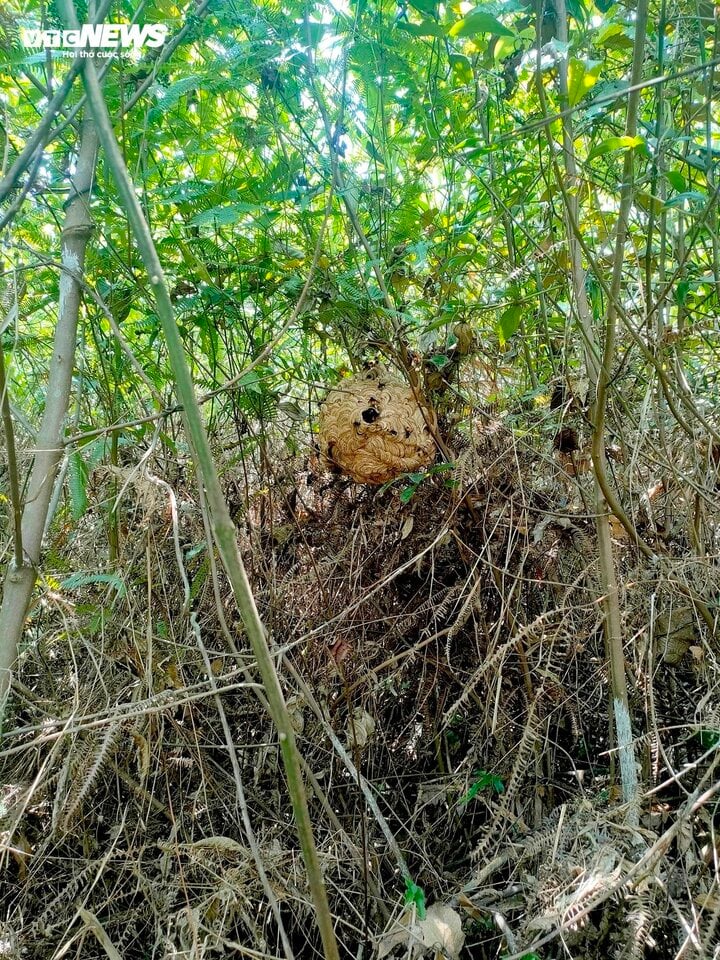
[318,368,435,484]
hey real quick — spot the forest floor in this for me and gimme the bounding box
[1,402,719,960]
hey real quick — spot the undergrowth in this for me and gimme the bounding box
[1,394,719,960]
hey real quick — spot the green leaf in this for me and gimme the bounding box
[152,74,205,112]
[664,191,707,209]
[185,542,208,561]
[587,274,603,320]
[566,0,588,22]
[68,452,89,521]
[61,572,127,597]
[400,483,420,503]
[403,878,427,919]
[587,134,646,160]
[189,202,263,228]
[239,370,263,394]
[498,304,522,343]
[674,280,691,305]
[664,170,686,192]
[596,22,634,48]
[567,58,602,107]
[449,9,515,38]
[493,34,518,62]
[409,0,439,16]
[294,20,325,46]
[428,353,451,368]
[190,558,209,601]
[398,20,447,38]
[459,769,505,806]
[459,780,483,805]
[698,728,720,749]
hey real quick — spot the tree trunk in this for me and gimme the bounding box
[0,113,97,712]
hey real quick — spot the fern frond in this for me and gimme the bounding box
[472,689,543,864]
[54,721,124,834]
[619,892,656,960]
[443,610,564,726]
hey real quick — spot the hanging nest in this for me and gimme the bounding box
[317,367,436,485]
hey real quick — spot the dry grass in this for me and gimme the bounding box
[1,400,719,960]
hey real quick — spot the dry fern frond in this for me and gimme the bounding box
[472,688,543,864]
[53,721,125,834]
[443,610,563,726]
[619,891,657,960]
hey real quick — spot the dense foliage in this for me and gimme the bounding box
[3,0,717,435]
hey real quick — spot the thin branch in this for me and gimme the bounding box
[0,340,23,565]
[60,6,340,955]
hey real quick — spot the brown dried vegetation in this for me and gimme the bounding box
[1,403,719,960]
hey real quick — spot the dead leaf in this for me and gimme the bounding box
[401,515,414,540]
[8,832,32,880]
[376,903,465,959]
[132,731,150,780]
[419,903,465,958]
[329,637,351,667]
[608,515,629,539]
[286,695,305,735]
[457,892,483,921]
[77,906,122,960]
[645,480,665,502]
[187,836,248,856]
[377,910,412,958]
[165,661,183,689]
[696,892,720,911]
[347,708,375,750]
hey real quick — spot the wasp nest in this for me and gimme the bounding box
[318,368,436,485]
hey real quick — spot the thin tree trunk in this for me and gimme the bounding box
[61,7,340,956]
[536,0,645,813]
[553,0,600,387]
[0,113,97,711]
[590,0,650,815]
